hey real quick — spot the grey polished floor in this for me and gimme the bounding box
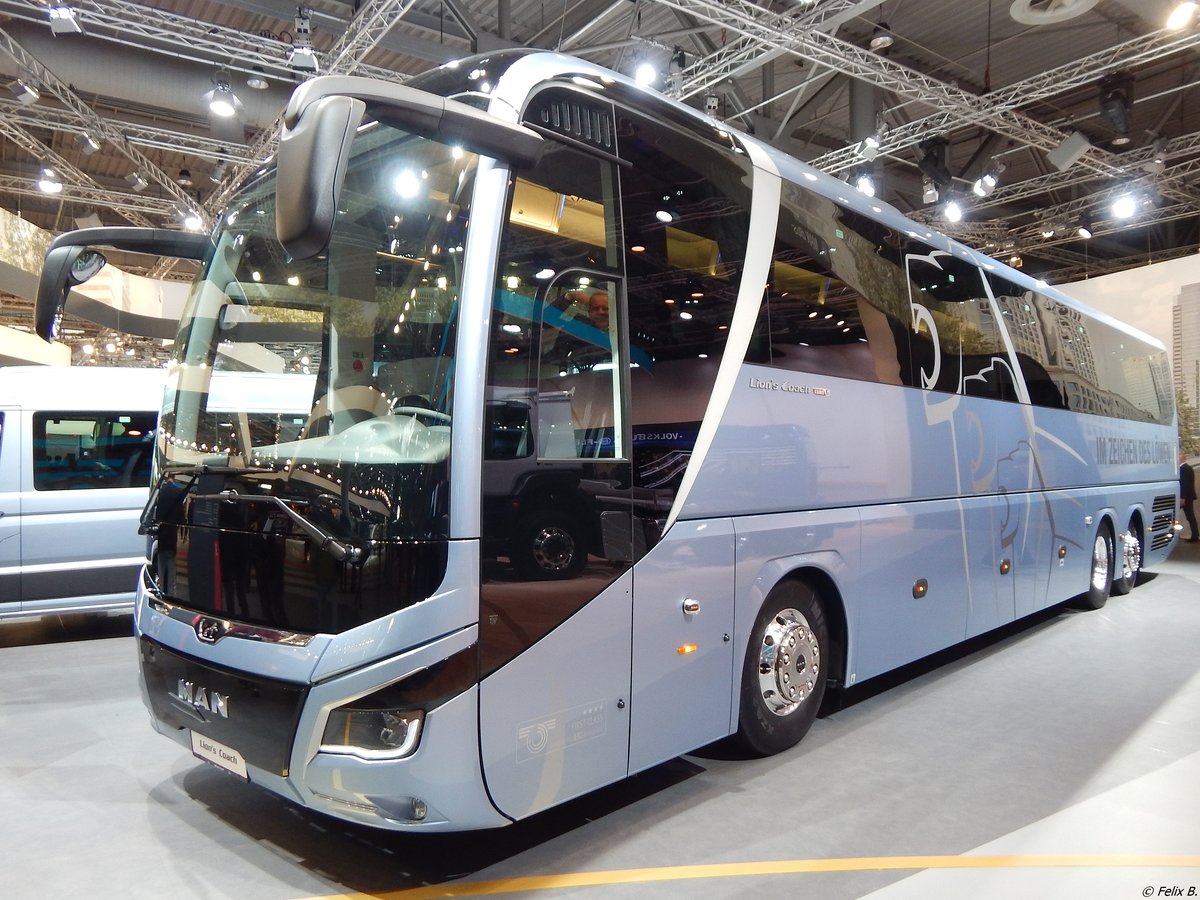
[3,543,1200,900]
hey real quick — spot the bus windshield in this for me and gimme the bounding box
[155,122,478,542]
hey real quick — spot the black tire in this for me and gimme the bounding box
[1110,522,1142,596]
[511,509,587,580]
[735,581,830,757]
[1079,522,1114,610]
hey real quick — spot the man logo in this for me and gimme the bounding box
[175,679,229,718]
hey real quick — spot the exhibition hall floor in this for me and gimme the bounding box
[3,544,1200,900]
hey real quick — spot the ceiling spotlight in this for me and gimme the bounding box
[209,159,229,183]
[182,210,204,232]
[858,133,881,161]
[1111,192,1137,219]
[917,136,953,189]
[921,176,939,205]
[48,6,84,35]
[854,172,876,197]
[289,7,319,72]
[246,67,270,90]
[944,199,963,223]
[37,167,63,194]
[125,171,148,191]
[1098,72,1134,142]
[176,168,193,186]
[971,160,1005,198]
[635,62,657,86]
[74,131,100,155]
[1077,217,1094,239]
[1167,1,1197,29]
[869,23,894,52]
[288,46,319,72]
[9,79,40,105]
[204,71,243,118]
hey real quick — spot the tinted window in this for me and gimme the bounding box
[905,250,1019,402]
[34,411,155,490]
[988,275,1171,423]
[758,184,904,384]
[619,107,751,508]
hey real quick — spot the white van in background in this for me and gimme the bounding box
[0,366,163,618]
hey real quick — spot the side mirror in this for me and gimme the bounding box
[35,227,211,342]
[276,94,366,262]
[36,246,106,341]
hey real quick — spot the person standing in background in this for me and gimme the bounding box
[1181,451,1198,543]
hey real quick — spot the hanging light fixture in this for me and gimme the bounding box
[854,171,877,197]
[1098,72,1135,146]
[246,67,270,90]
[74,131,100,155]
[1111,192,1137,219]
[48,6,84,35]
[869,23,894,52]
[289,7,319,72]
[1077,216,1094,239]
[204,70,243,118]
[917,137,953,189]
[37,167,63,193]
[9,78,40,105]
[943,198,963,223]
[972,159,1006,197]
[1167,1,1196,29]
[125,171,148,191]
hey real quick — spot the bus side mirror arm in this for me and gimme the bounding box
[36,227,211,343]
[276,74,544,260]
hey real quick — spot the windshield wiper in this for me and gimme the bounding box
[191,489,365,565]
[139,464,276,535]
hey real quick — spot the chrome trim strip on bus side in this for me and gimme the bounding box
[662,137,781,534]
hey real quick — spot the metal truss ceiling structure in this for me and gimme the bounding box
[0,0,1197,316]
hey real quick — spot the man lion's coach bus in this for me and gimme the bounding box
[36,50,1179,831]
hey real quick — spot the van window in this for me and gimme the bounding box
[33,411,156,490]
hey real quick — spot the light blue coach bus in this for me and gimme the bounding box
[37,49,1179,831]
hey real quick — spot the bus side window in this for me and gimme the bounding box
[905,248,1018,402]
[756,187,905,386]
[618,107,751,502]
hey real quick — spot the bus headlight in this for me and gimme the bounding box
[320,705,425,760]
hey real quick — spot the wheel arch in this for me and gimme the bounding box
[743,562,850,704]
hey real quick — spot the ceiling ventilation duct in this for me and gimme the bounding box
[1009,0,1100,25]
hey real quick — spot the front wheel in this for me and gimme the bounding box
[1110,524,1142,596]
[736,581,830,757]
[1079,523,1114,610]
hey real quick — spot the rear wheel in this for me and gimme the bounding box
[1110,522,1142,596]
[1079,523,1114,610]
[736,581,829,757]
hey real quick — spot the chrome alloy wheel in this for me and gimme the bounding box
[530,525,576,573]
[1091,532,1111,592]
[1119,532,1141,583]
[756,607,821,717]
